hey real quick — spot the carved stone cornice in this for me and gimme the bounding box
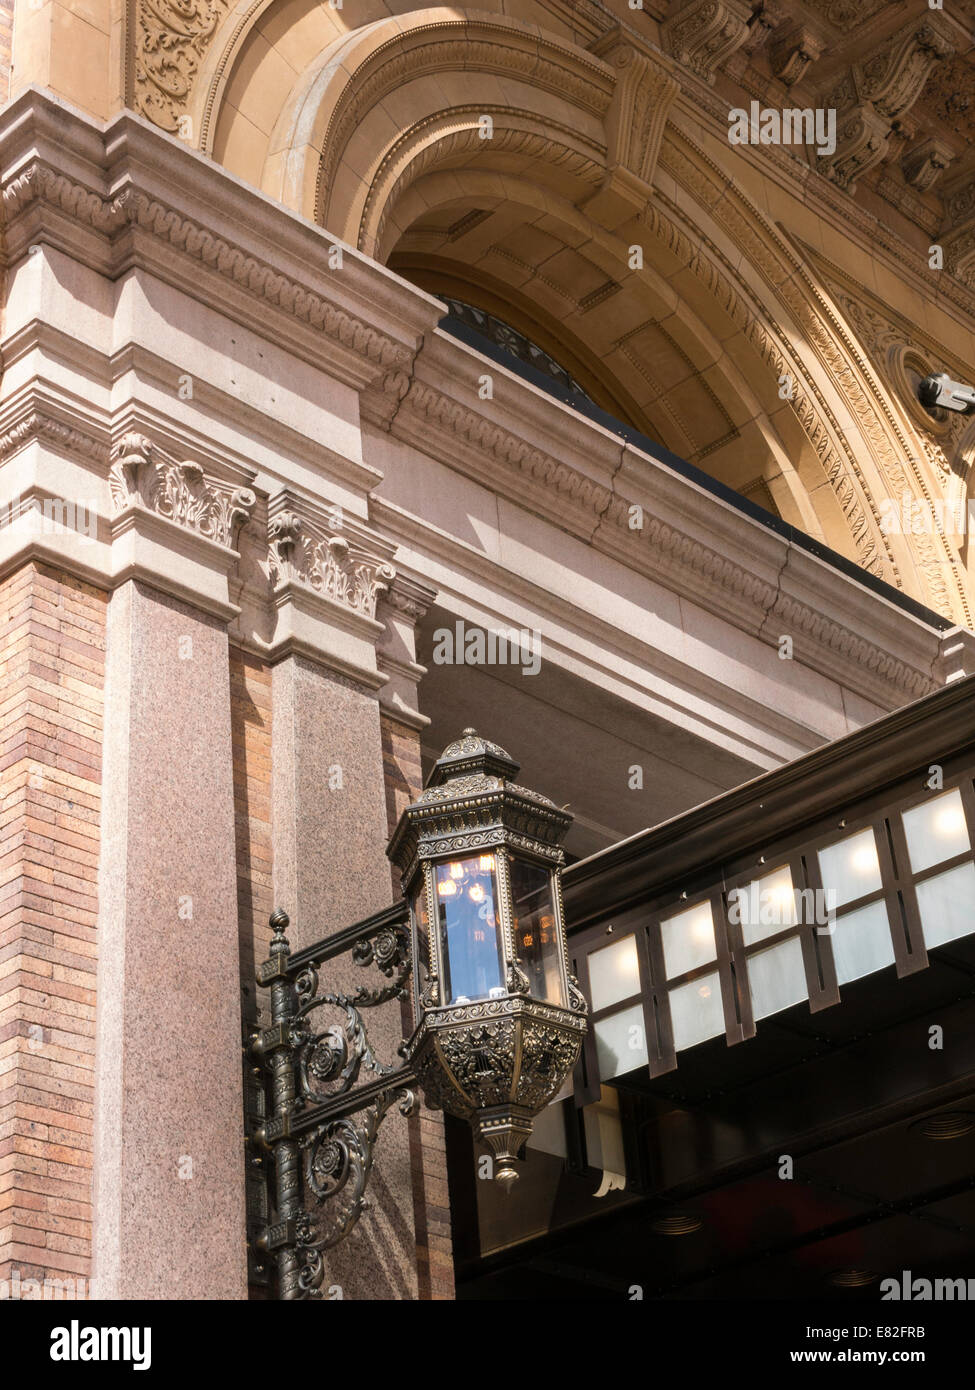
[852,17,955,122]
[663,0,753,84]
[0,408,106,466]
[0,151,429,400]
[110,431,256,549]
[819,105,893,193]
[742,1,785,56]
[820,17,955,190]
[386,367,941,708]
[901,136,955,193]
[769,24,825,88]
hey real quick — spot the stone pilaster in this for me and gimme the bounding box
[92,441,255,1298]
[266,492,421,1299]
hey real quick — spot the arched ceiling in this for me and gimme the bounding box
[195,0,974,625]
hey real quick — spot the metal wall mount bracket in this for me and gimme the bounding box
[248,907,418,1300]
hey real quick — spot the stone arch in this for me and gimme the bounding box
[199,0,972,621]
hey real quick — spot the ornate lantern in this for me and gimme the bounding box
[387,729,588,1188]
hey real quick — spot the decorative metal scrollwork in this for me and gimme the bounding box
[293,1086,417,1295]
[250,907,419,1300]
[291,993,399,1106]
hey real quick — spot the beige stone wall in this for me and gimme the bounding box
[0,563,105,1297]
[117,0,970,626]
[2,86,972,1302]
[0,0,12,104]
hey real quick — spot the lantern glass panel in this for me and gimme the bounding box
[510,857,565,1004]
[409,879,431,1018]
[435,855,505,1004]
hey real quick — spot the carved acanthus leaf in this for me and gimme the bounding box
[589,29,680,186]
[268,506,396,619]
[109,432,255,546]
[134,0,233,134]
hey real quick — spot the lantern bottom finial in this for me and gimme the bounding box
[476,1104,535,1194]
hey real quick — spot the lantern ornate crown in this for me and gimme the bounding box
[387,729,588,1189]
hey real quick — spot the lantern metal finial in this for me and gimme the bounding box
[388,730,588,1189]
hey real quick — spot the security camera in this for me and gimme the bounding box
[917,372,975,415]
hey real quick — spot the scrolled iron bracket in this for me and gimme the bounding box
[250,906,417,1300]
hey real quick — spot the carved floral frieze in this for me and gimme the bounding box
[132,0,233,134]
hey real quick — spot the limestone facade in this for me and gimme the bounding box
[1,0,975,1299]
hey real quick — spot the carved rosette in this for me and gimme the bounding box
[267,505,396,620]
[403,996,586,1189]
[109,431,255,547]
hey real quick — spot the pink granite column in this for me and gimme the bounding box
[271,655,420,1299]
[93,580,246,1299]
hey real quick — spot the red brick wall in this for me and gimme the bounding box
[0,563,105,1296]
[380,712,455,1301]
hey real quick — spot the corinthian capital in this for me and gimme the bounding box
[109,432,256,549]
[266,493,396,621]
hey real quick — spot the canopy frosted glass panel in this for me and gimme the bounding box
[817,828,882,908]
[669,971,724,1051]
[902,788,970,874]
[748,937,807,1020]
[594,1004,648,1080]
[568,687,975,1089]
[660,901,716,978]
[588,934,641,1012]
[915,862,975,949]
[733,865,797,946]
[526,1099,568,1158]
[830,900,895,986]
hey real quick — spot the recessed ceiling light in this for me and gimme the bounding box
[651,1211,704,1236]
[830,1268,878,1288]
[910,1112,975,1141]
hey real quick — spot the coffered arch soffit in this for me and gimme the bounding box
[200,3,970,623]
